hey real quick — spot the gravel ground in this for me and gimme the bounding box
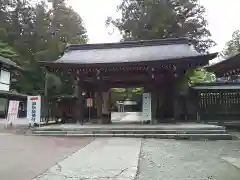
[136,139,240,180]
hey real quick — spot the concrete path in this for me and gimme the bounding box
[136,139,240,180]
[33,138,141,180]
[222,157,240,169]
[0,133,239,180]
[0,118,28,127]
[0,133,93,180]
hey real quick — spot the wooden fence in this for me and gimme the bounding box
[191,83,240,121]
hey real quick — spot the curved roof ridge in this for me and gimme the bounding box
[65,37,192,51]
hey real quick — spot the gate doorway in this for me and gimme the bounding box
[110,88,148,124]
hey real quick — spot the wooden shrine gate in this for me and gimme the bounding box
[40,38,217,124]
[191,83,240,121]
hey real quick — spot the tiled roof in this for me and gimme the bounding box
[206,53,240,76]
[191,82,240,90]
[52,38,215,64]
[0,56,19,68]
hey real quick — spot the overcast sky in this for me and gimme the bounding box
[66,0,240,56]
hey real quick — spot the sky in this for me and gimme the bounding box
[65,0,240,62]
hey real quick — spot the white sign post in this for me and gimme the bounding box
[27,96,41,127]
[6,100,20,127]
[142,93,152,123]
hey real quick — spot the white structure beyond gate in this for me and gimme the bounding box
[110,92,152,124]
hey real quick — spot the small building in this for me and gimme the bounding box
[191,53,240,122]
[40,38,217,124]
[0,56,27,118]
[206,53,240,77]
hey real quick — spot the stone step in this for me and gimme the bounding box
[35,126,226,131]
[32,129,228,135]
[31,133,233,140]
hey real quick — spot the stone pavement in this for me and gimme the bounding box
[33,138,141,180]
[0,131,239,180]
[222,157,240,169]
[32,138,240,180]
[0,133,93,180]
[136,139,240,180]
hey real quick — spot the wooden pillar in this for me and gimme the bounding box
[156,86,163,119]
[108,89,112,123]
[43,70,49,121]
[96,92,102,117]
[173,69,186,121]
[173,74,180,121]
[148,67,157,124]
[102,89,112,123]
[151,88,157,124]
[95,70,103,124]
[75,71,84,124]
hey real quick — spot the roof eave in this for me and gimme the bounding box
[39,53,218,69]
[206,53,240,76]
[65,37,192,51]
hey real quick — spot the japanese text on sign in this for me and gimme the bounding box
[27,96,41,125]
[31,101,36,122]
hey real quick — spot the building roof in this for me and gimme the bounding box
[0,90,27,99]
[40,38,218,68]
[0,56,20,69]
[206,53,240,76]
[191,82,240,91]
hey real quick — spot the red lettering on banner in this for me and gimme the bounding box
[11,102,15,113]
[30,97,38,101]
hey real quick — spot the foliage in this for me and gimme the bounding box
[106,0,215,53]
[0,0,88,96]
[111,88,126,93]
[0,41,18,60]
[222,30,240,58]
[111,87,144,101]
[187,68,216,84]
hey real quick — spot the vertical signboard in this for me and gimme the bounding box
[86,98,93,107]
[6,100,20,125]
[142,93,152,122]
[27,96,41,125]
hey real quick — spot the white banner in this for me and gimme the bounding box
[27,96,41,125]
[7,100,20,125]
[142,93,152,121]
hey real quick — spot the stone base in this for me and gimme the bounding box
[97,115,111,124]
[31,123,233,140]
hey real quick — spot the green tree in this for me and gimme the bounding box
[0,41,18,59]
[187,68,216,84]
[106,0,215,53]
[222,30,240,58]
[0,0,88,95]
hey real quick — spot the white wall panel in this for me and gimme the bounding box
[0,83,9,91]
[0,70,10,85]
